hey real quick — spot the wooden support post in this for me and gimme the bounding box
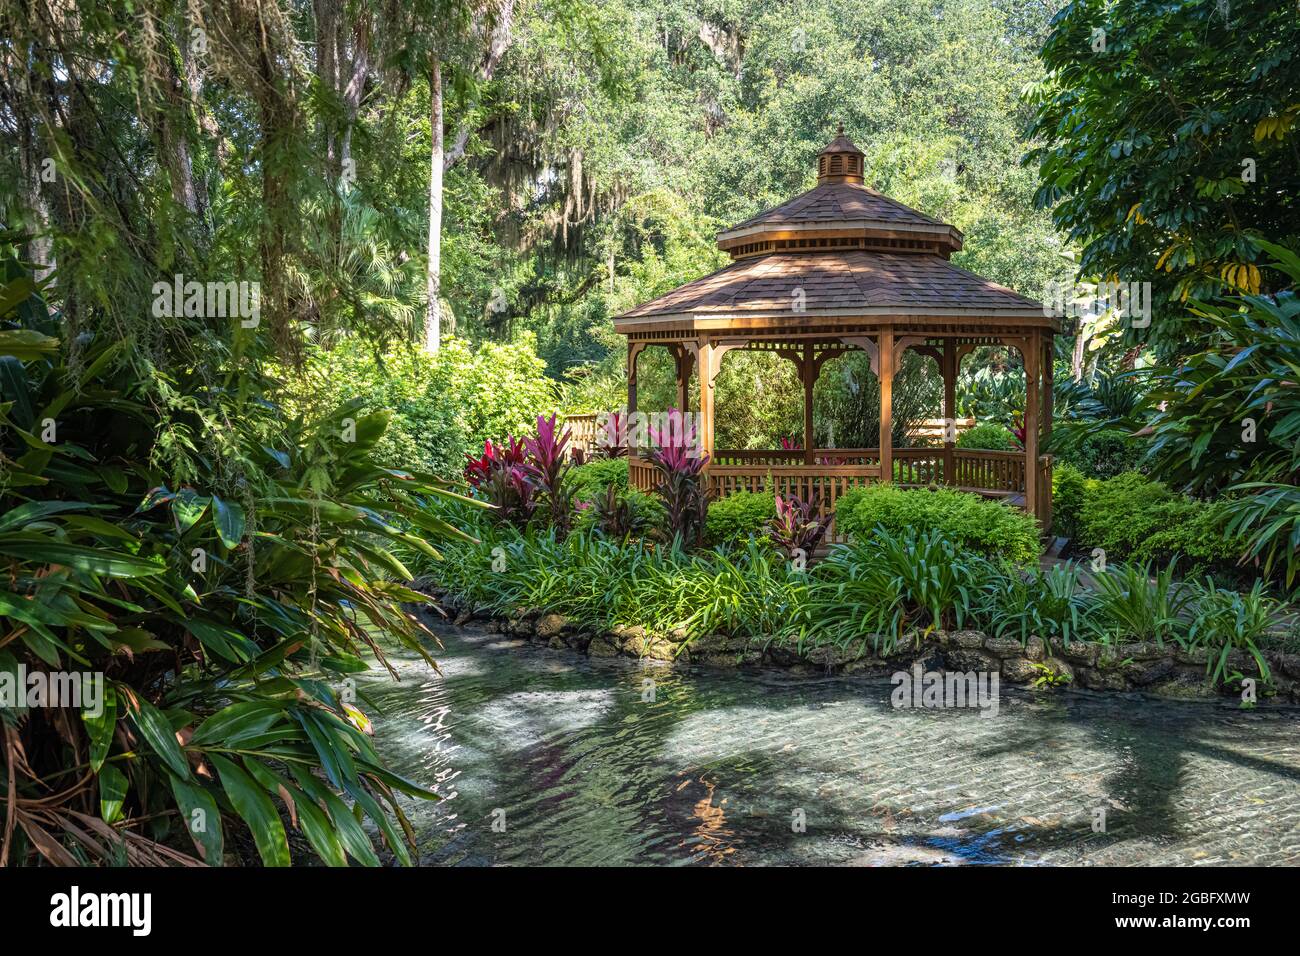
[1042,334,1054,531]
[879,329,894,483]
[627,341,645,454]
[671,344,690,412]
[803,342,815,464]
[942,340,957,487]
[1023,331,1040,527]
[698,339,715,463]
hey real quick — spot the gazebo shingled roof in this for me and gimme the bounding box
[612,127,1058,536]
[616,250,1045,324]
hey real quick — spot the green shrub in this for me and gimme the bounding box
[1051,462,1095,539]
[835,484,1041,564]
[569,458,630,503]
[957,421,1017,451]
[1073,471,1246,572]
[287,333,557,478]
[705,490,776,548]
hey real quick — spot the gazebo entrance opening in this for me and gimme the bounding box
[614,128,1057,541]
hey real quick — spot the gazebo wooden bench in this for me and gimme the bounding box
[612,128,1059,542]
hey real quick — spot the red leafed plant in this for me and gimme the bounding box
[525,413,575,533]
[647,408,710,547]
[594,410,628,458]
[767,490,832,558]
[779,435,802,451]
[1010,411,1027,450]
[464,436,537,528]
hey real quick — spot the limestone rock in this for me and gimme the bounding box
[805,644,863,669]
[949,630,986,649]
[1117,641,1166,662]
[1057,641,1098,667]
[588,636,620,658]
[1123,657,1174,686]
[535,614,569,639]
[943,649,998,673]
[1074,667,1126,691]
[1000,657,1040,683]
[983,636,1026,658]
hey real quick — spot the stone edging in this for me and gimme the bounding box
[436,596,1300,704]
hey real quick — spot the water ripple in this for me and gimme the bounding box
[355,620,1300,866]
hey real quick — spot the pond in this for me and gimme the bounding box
[357,618,1300,866]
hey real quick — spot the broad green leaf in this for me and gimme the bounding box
[0,532,163,577]
[172,489,210,533]
[210,754,290,867]
[83,686,118,772]
[191,701,285,747]
[169,776,224,865]
[98,763,128,824]
[126,691,191,780]
[211,495,246,549]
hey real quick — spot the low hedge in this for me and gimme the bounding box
[835,484,1041,564]
[704,490,776,548]
[1052,467,1248,573]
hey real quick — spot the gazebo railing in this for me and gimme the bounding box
[628,448,1051,540]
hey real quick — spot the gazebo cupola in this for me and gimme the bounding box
[816,125,865,184]
[614,126,1060,536]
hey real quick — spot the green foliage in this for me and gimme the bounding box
[1071,471,1247,574]
[956,421,1017,451]
[429,522,1289,689]
[568,458,630,503]
[1026,0,1300,355]
[835,485,1041,564]
[1187,579,1277,684]
[1087,561,1191,647]
[1051,462,1091,539]
[1050,370,1152,478]
[288,333,557,478]
[1052,429,1144,479]
[972,562,1091,647]
[1143,242,1300,591]
[0,268,468,867]
[704,491,776,549]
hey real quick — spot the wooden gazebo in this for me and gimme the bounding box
[614,129,1058,539]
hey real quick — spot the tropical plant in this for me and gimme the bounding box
[704,490,775,549]
[956,421,1017,451]
[647,409,710,547]
[768,491,833,558]
[973,562,1092,647]
[0,268,474,867]
[1186,578,1276,684]
[1143,242,1300,592]
[1086,561,1192,646]
[1026,0,1300,356]
[525,413,575,534]
[465,436,538,529]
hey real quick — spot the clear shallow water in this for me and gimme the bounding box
[358,619,1300,866]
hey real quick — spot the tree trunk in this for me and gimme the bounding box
[424,56,443,354]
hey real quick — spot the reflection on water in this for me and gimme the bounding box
[356,620,1300,866]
